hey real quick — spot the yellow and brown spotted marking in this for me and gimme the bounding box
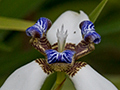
[49,54,75,72]
[52,43,76,52]
[75,40,95,60]
[36,58,53,74]
[51,43,58,51]
[65,61,87,77]
[31,36,51,55]
[65,43,76,51]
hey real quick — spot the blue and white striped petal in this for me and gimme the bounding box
[70,64,118,90]
[45,49,75,64]
[26,25,43,38]
[26,17,52,38]
[62,50,75,63]
[80,21,101,44]
[0,61,48,90]
[45,49,58,64]
[35,17,52,33]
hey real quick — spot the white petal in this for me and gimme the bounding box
[47,10,89,45]
[1,61,48,90]
[70,65,118,90]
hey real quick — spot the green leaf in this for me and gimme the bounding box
[89,0,108,23]
[0,16,35,31]
[61,76,76,90]
[41,73,57,90]
[0,0,45,18]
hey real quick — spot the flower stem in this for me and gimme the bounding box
[51,72,66,90]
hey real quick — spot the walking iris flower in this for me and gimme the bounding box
[0,10,118,90]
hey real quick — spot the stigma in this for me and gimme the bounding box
[56,25,68,52]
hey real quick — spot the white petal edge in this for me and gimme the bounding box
[0,61,48,90]
[70,64,118,90]
[47,10,89,45]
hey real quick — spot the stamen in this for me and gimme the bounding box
[56,25,68,52]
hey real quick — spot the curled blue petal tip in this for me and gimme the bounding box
[80,20,101,44]
[26,25,43,38]
[84,32,101,44]
[36,17,52,33]
[26,17,52,38]
[45,49,75,64]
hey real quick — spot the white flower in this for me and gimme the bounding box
[70,65,117,90]
[0,10,118,90]
[1,61,48,90]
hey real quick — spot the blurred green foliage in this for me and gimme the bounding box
[0,0,120,89]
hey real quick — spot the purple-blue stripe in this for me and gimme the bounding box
[45,49,75,64]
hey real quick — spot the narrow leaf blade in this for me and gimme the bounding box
[89,0,108,23]
[0,17,35,31]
